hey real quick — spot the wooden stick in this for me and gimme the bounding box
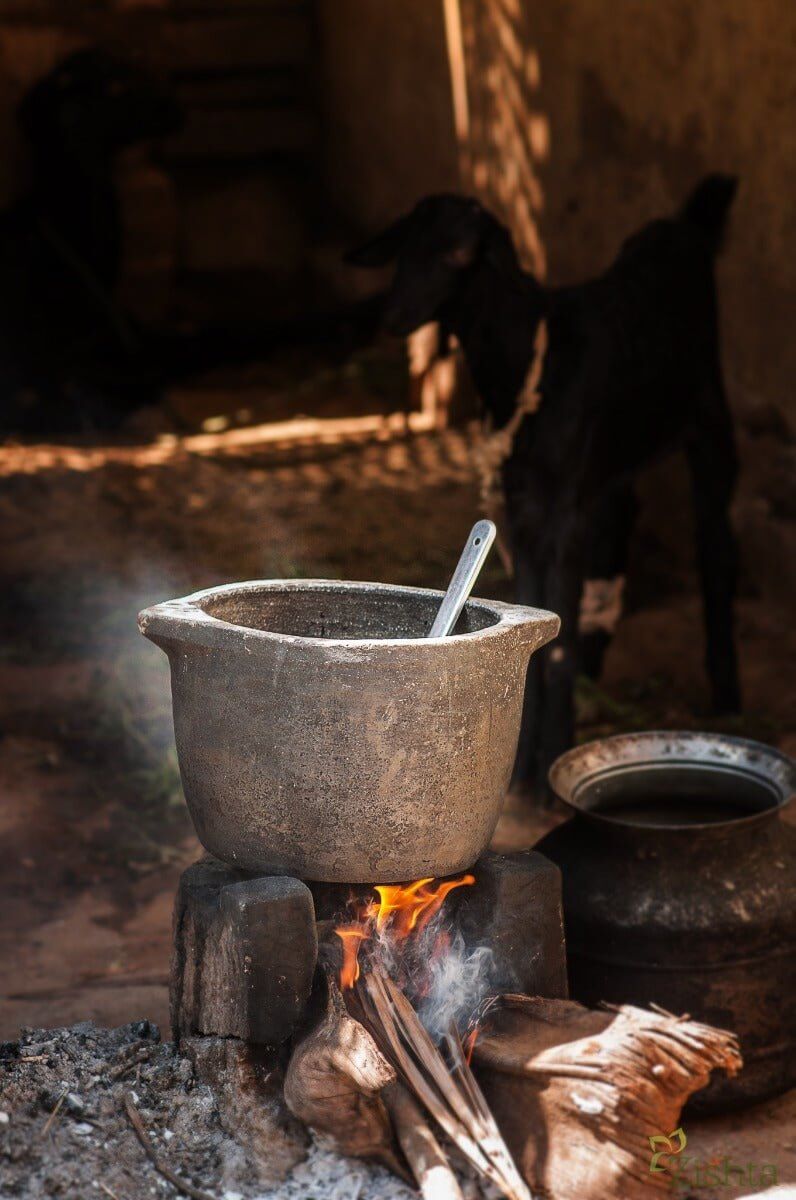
[108,1047,154,1080]
[356,971,531,1200]
[40,1088,67,1138]
[442,1022,531,1200]
[383,1082,464,1200]
[124,1093,215,1200]
[359,976,496,1182]
[380,975,531,1200]
[382,995,486,1142]
[381,978,484,1134]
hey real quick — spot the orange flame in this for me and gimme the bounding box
[335,873,475,989]
[374,874,475,939]
[464,1026,479,1065]
[337,924,367,989]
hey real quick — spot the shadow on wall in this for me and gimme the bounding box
[455,0,549,276]
[402,0,551,429]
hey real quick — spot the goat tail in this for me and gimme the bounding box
[681,173,738,253]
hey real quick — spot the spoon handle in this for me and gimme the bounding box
[428,519,497,638]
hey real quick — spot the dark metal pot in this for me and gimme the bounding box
[537,731,796,1112]
[139,579,558,882]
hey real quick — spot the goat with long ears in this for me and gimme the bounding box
[348,177,741,798]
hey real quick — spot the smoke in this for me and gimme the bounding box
[415,931,494,1043]
[343,891,496,1044]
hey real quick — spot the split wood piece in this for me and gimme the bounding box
[356,970,531,1200]
[383,1083,464,1200]
[380,974,531,1200]
[473,995,743,1200]
[285,971,465,1199]
[353,976,493,1181]
[283,971,406,1180]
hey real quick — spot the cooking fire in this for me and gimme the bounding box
[325,871,532,1200]
[336,874,475,993]
[151,553,788,1198]
[3,16,794,1197]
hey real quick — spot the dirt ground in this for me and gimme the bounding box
[0,364,794,1194]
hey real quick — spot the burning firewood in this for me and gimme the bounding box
[284,969,465,1199]
[286,872,530,1199]
[354,969,531,1200]
[472,995,743,1200]
[287,870,741,1200]
[288,872,531,1200]
[283,971,403,1177]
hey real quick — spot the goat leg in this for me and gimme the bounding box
[537,534,587,795]
[687,392,741,713]
[578,482,637,679]
[510,540,545,792]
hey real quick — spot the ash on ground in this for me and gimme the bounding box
[0,1021,418,1200]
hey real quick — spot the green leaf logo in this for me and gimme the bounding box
[649,1127,687,1173]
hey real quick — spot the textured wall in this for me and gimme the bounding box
[314,0,459,230]
[531,0,796,428]
[317,0,795,604]
[318,0,795,420]
[0,1,316,312]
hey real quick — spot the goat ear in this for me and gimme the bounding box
[345,211,414,268]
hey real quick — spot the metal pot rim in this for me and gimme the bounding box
[138,577,560,654]
[548,730,796,832]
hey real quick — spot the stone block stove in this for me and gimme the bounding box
[170,850,567,1049]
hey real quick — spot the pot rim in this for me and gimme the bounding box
[138,577,560,654]
[548,730,796,832]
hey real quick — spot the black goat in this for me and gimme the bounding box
[0,48,181,431]
[348,177,741,796]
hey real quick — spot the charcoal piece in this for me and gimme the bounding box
[172,858,318,1046]
[455,850,568,999]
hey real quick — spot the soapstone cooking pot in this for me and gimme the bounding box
[139,579,559,882]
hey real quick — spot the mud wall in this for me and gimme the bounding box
[317,0,795,606]
[319,0,795,420]
[314,0,459,232]
[0,1,316,316]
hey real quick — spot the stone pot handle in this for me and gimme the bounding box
[508,606,561,659]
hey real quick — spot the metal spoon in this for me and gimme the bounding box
[428,519,497,637]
